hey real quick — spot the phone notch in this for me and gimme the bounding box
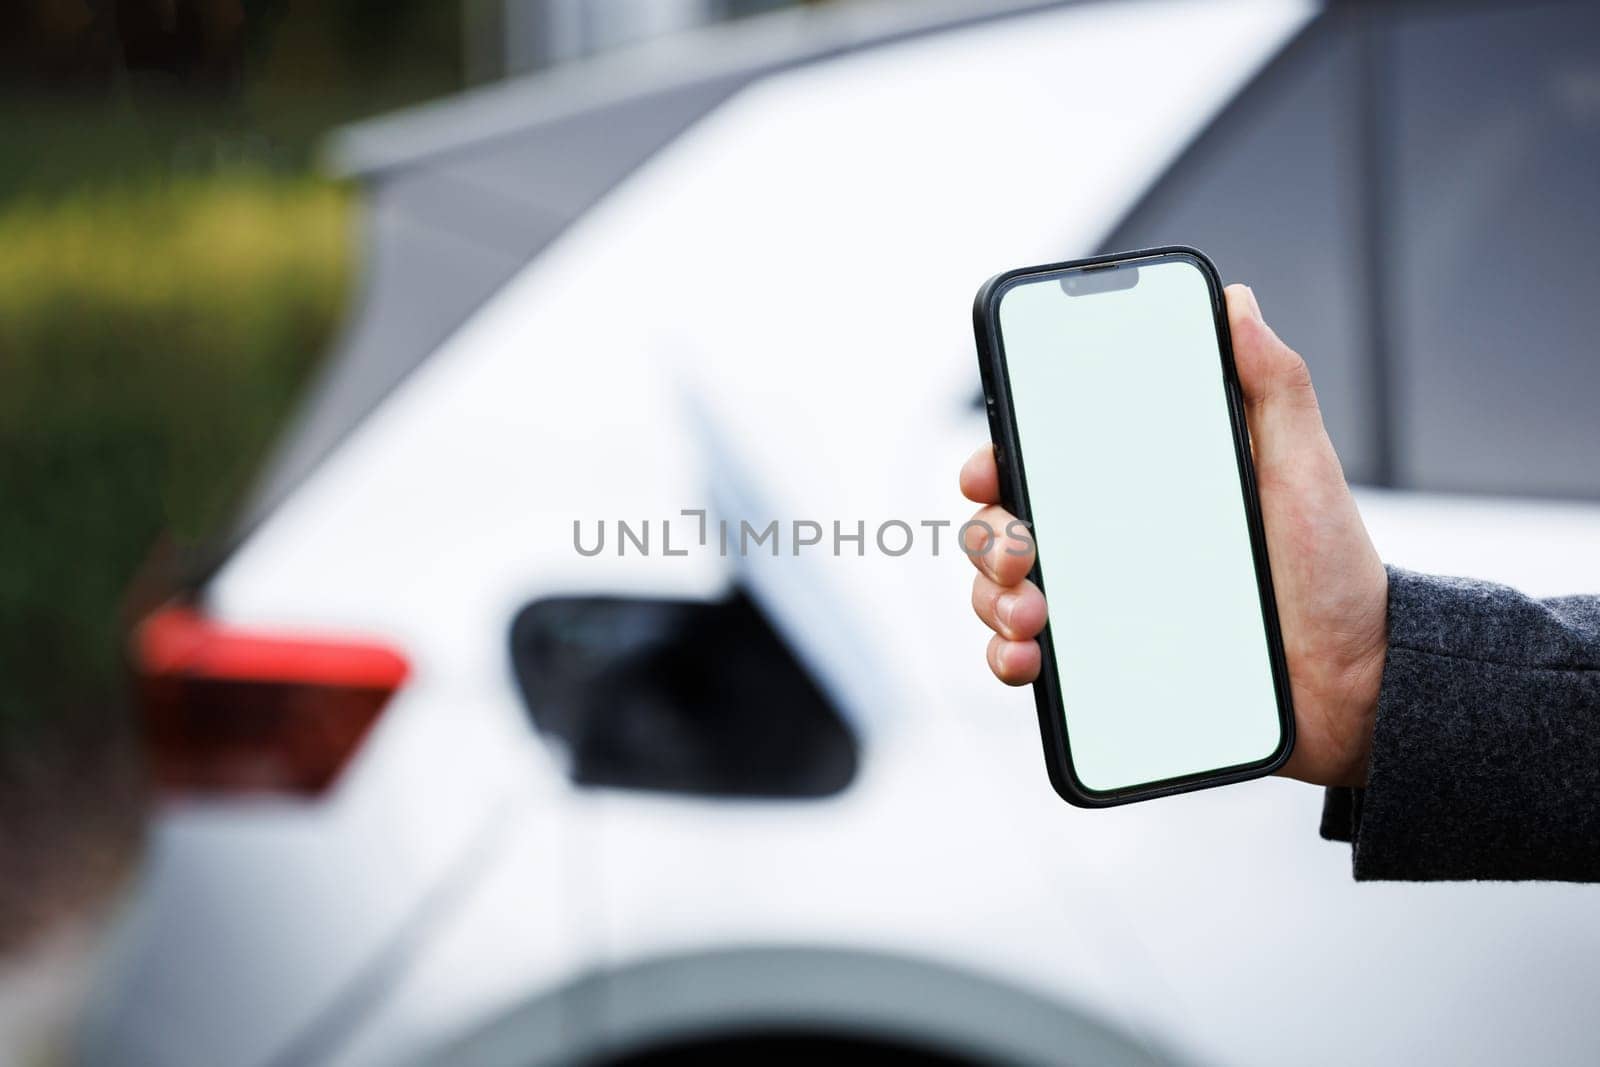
[1059,264,1140,297]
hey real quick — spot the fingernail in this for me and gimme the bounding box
[1243,285,1263,322]
[996,592,1018,631]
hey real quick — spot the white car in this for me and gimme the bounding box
[83,1,1600,1064]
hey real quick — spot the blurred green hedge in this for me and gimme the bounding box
[0,174,350,749]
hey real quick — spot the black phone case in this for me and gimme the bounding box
[972,245,1296,807]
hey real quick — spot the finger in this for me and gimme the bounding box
[986,634,1041,686]
[960,504,1035,587]
[1223,284,1341,482]
[960,443,1001,505]
[971,572,1047,641]
[1225,284,1319,422]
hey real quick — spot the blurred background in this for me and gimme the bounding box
[0,0,792,930]
[0,0,793,1048]
[3,0,1598,1064]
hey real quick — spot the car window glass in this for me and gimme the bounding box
[1387,2,1600,498]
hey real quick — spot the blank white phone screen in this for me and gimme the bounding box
[997,255,1282,793]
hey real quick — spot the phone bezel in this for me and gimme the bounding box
[972,245,1296,807]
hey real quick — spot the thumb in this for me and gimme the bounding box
[1223,284,1340,485]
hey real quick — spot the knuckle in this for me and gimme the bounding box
[1280,346,1312,386]
[1276,347,1319,405]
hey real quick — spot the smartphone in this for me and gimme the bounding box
[972,246,1294,807]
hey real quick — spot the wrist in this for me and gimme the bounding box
[1342,567,1390,788]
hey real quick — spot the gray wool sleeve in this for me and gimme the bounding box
[1320,566,1600,881]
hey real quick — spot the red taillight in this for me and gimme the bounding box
[132,604,409,797]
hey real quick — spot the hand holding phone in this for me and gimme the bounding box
[968,249,1389,803]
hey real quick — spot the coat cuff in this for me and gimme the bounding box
[1328,566,1600,881]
